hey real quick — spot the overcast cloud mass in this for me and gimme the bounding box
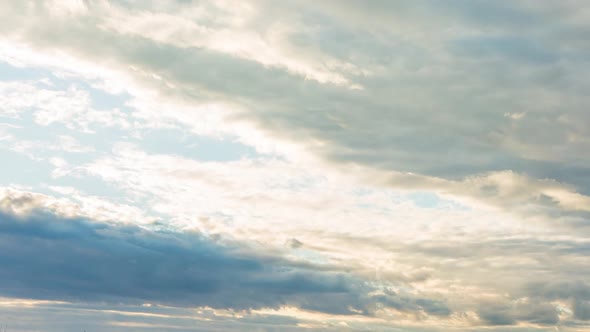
[0,1,589,331]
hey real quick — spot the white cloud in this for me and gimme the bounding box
[0,186,154,225]
[7,135,94,158]
[0,80,131,132]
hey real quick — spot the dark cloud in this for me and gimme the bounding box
[286,238,303,249]
[373,291,451,317]
[478,304,516,326]
[526,281,590,302]
[0,210,349,312]
[0,209,449,318]
[574,299,590,320]
[478,301,560,326]
[526,281,590,321]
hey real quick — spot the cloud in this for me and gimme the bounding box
[1,0,589,212]
[4,135,94,161]
[0,80,131,132]
[74,146,590,327]
[477,301,560,326]
[0,209,353,312]
[0,191,452,320]
[0,187,154,225]
[525,281,590,321]
[0,1,589,330]
[0,299,309,332]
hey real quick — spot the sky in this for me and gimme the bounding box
[0,0,589,331]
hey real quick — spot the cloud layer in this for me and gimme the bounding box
[0,1,589,331]
[0,193,457,322]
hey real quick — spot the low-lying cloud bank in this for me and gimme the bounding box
[0,204,450,319]
[1,189,589,330]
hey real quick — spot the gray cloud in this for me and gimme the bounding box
[322,232,590,326]
[477,301,560,326]
[0,207,451,319]
[0,210,349,312]
[2,0,589,210]
[525,281,590,321]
